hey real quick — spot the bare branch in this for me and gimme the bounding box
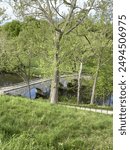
[65,15,85,35]
[63,0,71,6]
[64,0,97,35]
[83,35,91,46]
[36,0,53,24]
[49,0,65,19]
[46,0,53,21]
[62,0,77,32]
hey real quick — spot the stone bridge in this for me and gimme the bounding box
[0,74,90,96]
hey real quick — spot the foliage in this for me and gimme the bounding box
[0,0,113,104]
[3,20,22,37]
[0,30,10,72]
[0,95,112,150]
[0,18,53,77]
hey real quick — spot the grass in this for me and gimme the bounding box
[0,95,112,150]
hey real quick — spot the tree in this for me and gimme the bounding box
[67,17,112,104]
[0,29,9,72]
[7,18,47,98]
[95,0,113,22]
[3,20,22,37]
[89,21,112,104]
[9,0,100,104]
[58,27,94,104]
[57,16,112,104]
[78,0,113,104]
[67,35,92,104]
[0,7,5,24]
[0,17,52,98]
[0,20,23,73]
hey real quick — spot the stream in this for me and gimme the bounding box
[0,73,24,87]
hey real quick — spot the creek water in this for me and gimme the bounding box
[0,73,23,87]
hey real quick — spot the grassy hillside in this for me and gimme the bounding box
[0,96,112,150]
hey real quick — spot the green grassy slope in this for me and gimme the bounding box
[0,96,112,150]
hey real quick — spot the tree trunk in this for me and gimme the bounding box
[27,59,31,99]
[27,78,31,99]
[90,57,100,104]
[102,92,105,106]
[77,61,83,104]
[24,68,31,99]
[50,31,62,104]
[50,63,59,104]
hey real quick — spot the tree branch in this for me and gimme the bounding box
[64,0,96,35]
[36,0,53,24]
[62,0,77,32]
[49,0,65,19]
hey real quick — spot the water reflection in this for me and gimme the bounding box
[0,73,23,87]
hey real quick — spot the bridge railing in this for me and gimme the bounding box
[0,74,91,94]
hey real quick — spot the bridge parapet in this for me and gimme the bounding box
[0,74,91,96]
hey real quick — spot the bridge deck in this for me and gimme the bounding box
[0,74,90,95]
[0,78,50,94]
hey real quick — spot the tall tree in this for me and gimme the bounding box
[90,21,112,104]
[0,18,41,96]
[8,0,100,104]
[0,29,9,72]
[7,18,46,98]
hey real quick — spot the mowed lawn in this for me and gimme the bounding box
[0,96,112,150]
